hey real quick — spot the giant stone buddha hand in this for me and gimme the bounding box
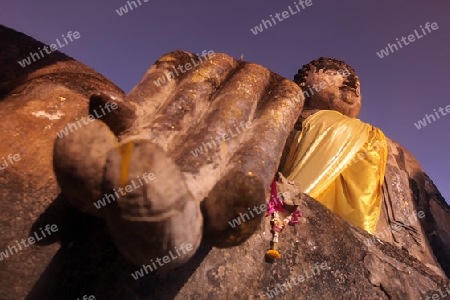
[53,50,304,270]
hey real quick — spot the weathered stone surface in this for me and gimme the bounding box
[54,49,305,256]
[15,179,450,300]
[374,138,450,278]
[1,25,449,300]
[0,24,124,300]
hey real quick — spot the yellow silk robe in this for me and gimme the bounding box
[281,110,387,234]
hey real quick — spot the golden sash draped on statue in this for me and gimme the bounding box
[281,110,388,234]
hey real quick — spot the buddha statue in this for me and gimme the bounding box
[280,57,449,277]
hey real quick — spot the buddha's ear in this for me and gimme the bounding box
[89,91,137,137]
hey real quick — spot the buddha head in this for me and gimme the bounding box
[294,57,361,118]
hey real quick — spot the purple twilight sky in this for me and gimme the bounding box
[2,0,449,204]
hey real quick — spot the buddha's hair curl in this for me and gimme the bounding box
[294,57,359,90]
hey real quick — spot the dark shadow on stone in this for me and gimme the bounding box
[28,194,98,246]
[134,244,212,300]
[26,193,212,300]
[429,235,450,279]
[409,174,450,278]
[26,193,109,299]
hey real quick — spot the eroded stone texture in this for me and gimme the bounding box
[373,138,449,278]
[19,180,450,300]
[0,24,124,300]
[78,50,305,251]
[373,138,450,278]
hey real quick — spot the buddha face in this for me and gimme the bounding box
[298,61,362,118]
